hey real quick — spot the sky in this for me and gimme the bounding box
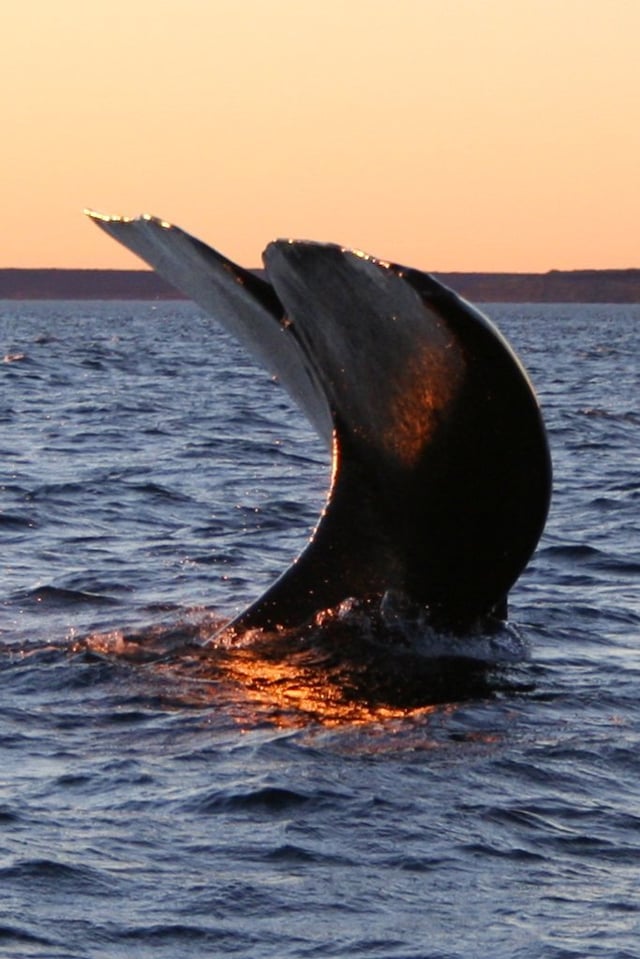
[2,0,639,271]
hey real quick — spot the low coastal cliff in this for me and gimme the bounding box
[1,268,640,302]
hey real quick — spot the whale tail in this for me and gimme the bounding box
[86,211,551,633]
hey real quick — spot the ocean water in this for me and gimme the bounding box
[0,299,639,959]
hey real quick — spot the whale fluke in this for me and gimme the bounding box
[86,211,551,634]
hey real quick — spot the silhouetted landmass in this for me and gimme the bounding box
[1,267,640,302]
[436,270,640,303]
[0,269,178,300]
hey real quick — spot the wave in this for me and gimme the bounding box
[0,925,55,948]
[538,543,640,574]
[13,585,123,609]
[182,784,322,815]
[578,406,640,424]
[0,511,36,531]
[0,858,114,892]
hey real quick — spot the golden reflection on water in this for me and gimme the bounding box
[77,619,501,736]
[78,626,439,729]
[215,643,439,728]
[147,647,507,757]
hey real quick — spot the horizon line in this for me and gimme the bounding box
[2,265,640,275]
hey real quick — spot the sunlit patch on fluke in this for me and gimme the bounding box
[86,210,551,640]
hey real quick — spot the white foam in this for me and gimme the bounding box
[329,590,530,666]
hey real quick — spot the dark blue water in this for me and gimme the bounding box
[1,300,639,958]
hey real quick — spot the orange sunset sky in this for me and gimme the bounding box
[3,0,638,272]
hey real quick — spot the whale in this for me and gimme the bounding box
[86,211,551,638]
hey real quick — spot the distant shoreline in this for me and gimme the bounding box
[2,267,640,303]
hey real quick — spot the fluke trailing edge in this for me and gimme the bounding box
[86,211,552,635]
